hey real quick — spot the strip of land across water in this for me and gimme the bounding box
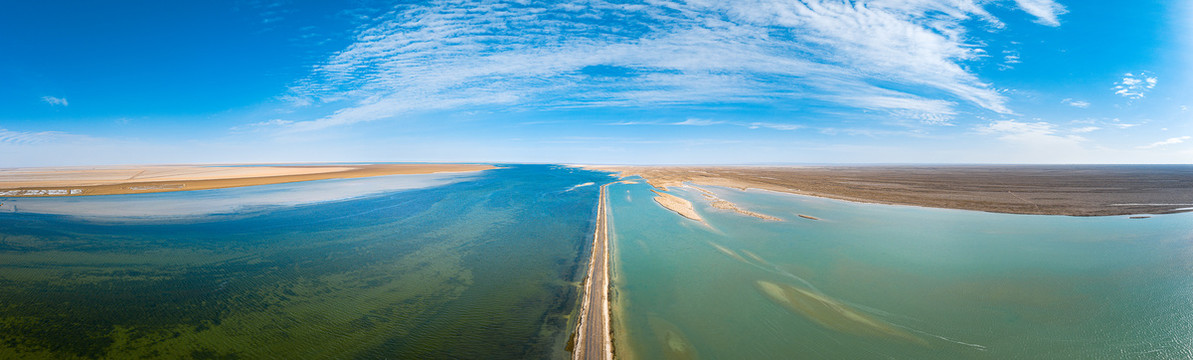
[586,165,1193,216]
[0,163,495,197]
[573,184,612,360]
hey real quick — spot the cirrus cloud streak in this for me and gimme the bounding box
[276,0,1067,132]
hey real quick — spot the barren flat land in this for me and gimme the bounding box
[592,165,1193,216]
[0,163,494,197]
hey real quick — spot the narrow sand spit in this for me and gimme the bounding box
[650,190,704,222]
[755,281,928,346]
[0,164,494,197]
[706,196,783,221]
[686,185,783,221]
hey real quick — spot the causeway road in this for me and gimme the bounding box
[574,184,611,360]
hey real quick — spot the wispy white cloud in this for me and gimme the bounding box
[1113,72,1157,99]
[825,93,960,124]
[747,122,804,131]
[672,118,724,126]
[1110,118,1141,129]
[1061,98,1089,108]
[977,119,1085,146]
[1003,53,1021,64]
[0,128,73,145]
[1138,136,1191,149]
[280,0,1053,131]
[604,120,662,126]
[818,126,927,138]
[41,96,68,106]
[603,117,802,131]
[0,129,225,167]
[1068,117,1141,131]
[999,50,1021,70]
[1012,0,1067,26]
[231,119,294,131]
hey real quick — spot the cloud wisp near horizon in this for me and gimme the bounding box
[0,0,1189,165]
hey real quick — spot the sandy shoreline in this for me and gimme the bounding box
[0,164,495,197]
[582,165,1193,216]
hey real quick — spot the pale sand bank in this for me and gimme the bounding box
[2,172,477,218]
[650,190,704,222]
[755,280,928,346]
[587,164,783,222]
[708,198,784,221]
[0,164,494,197]
[688,185,783,221]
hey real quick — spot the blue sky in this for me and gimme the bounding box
[2,0,1189,166]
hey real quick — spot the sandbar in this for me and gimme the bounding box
[650,190,704,222]
[755,280,927,345]
[688,185,783,221]
[0,163,495,197]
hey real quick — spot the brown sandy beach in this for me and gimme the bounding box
[0,163,495,197]
[586,165,1193,216]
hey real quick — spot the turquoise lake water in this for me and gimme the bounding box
[608,181,1193,359]
[0,165,612,359]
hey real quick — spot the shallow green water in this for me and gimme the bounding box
[0,165,612,359]
[609,181,1193,359]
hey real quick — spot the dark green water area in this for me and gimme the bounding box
[0,165,612,359]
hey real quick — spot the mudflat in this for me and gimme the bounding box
[590,165,1193,216]
[0,163,495,197]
